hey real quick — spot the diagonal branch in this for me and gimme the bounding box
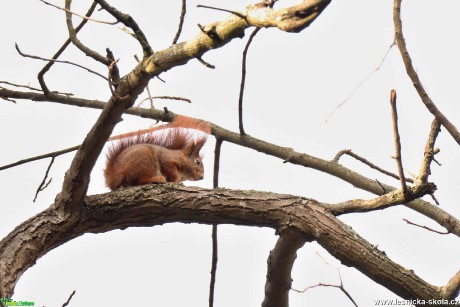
[393,0,460,147]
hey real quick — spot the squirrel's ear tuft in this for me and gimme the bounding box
[185,137,207,157]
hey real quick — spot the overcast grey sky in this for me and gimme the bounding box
[1,0,460,306]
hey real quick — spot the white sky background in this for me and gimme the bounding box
[1,0,460,306]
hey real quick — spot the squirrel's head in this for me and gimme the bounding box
[180,137,207,181]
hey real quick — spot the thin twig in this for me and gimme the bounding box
[325,39,396,123]
[197,4,247,20]
[173,0,187,44]
[0,81,42,92]
[238,27,261,135]
[196,56,216,69]
[292,252,358,307]
[402,219,450,235]
[389,89,408,198]
[62,290,76,307]
[16,43,109,81]
[137,96,192,107]
[40,0,117,24]
[209,139,223,307]
[393,0,460,147]
[33,157,55,202]
[333,149,414,183]
[0,145,80,171]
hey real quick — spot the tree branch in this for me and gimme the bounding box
[0,184,447,302]
[262,228,309,307]
[393,0,460,147]
[417,119,441,184]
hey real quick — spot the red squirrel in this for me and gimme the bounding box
[104,116,211,190]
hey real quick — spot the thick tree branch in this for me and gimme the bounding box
[393,0,460,147]
[0,184,448,302]
[262,228,309,307]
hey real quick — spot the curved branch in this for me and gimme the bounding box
[393,0,460,147]
[0,184,446,301]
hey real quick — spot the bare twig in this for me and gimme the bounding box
[33,157,55,202]
[209,223,218,307]
[196,56,216,69]
[394,0,460,147]
[238,27,261,135]
[15,43,109,81]
[38,1,98,94]
[40,0,117,24]
[333,149,414,184]
[389,89,408,198]
[0,145,80,171]
[197,4,247,20]
[325,39,396,123]
[213,138,223,189]
[173,0,187,44]
[292,253,358,307]
[62,290,76,307]
[0,81,42,92]
[209,138,223,307]
[402,219,450,235]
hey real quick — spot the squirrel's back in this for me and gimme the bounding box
[104,116,210,190]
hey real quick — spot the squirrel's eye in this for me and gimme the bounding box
[195,159,201,166]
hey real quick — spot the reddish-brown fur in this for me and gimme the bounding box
[104,116,210,190]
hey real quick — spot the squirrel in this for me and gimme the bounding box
[104,116,211,190]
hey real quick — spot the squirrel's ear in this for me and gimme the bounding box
[186,137,206,157]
